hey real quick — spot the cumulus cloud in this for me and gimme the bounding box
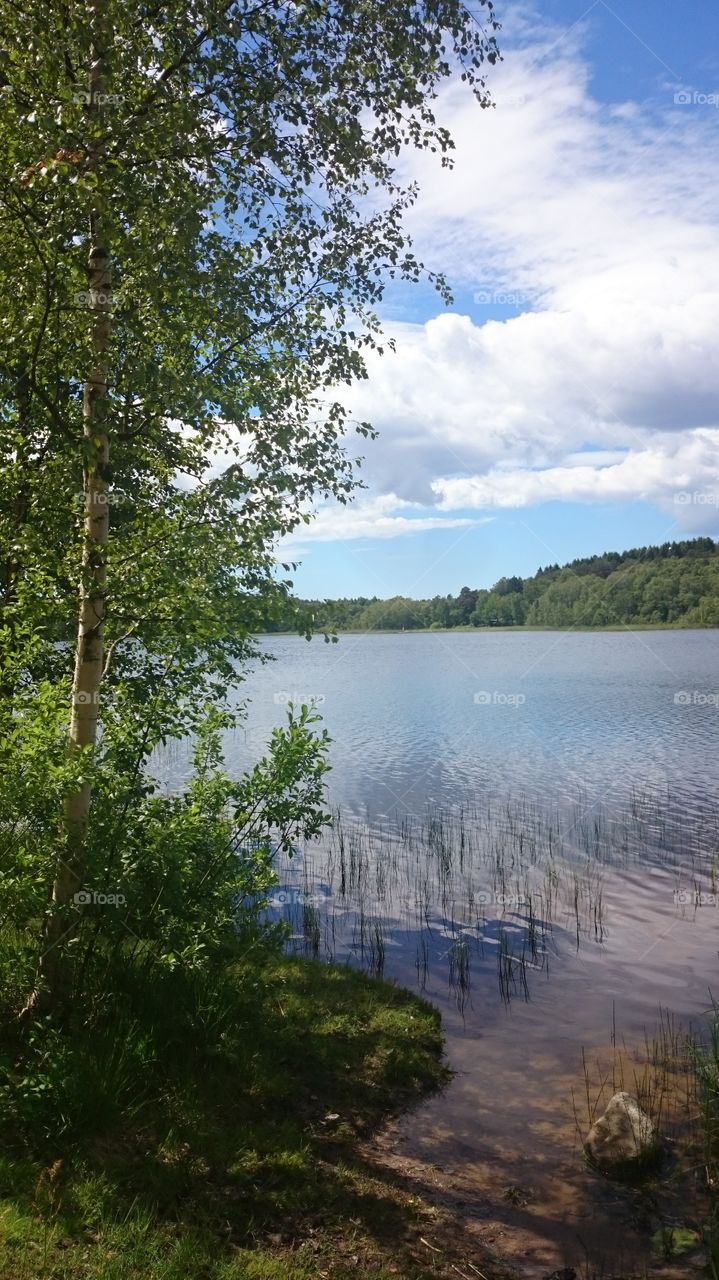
[433,429,719,511]
[283,493,485,548]
[329,14,719,530]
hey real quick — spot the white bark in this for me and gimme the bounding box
[40,1,111,1008]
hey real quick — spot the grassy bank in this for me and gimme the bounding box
[0,954,513,1280]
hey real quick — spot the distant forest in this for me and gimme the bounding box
[269,537,719,631]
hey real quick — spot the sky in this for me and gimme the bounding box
[282,0,719,599]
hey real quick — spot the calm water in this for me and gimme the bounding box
[157,630,719,1276]
[159,628,719,809]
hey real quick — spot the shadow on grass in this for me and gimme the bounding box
[0,954,506,1280]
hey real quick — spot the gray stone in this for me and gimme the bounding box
[584,1091,658,1169]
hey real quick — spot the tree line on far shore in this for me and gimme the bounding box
[268,537,719,632]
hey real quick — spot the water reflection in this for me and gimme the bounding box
[262,791,717,1275]
[153,632,719,1275]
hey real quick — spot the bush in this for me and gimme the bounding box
[0,700,333,1141]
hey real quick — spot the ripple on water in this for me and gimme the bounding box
[152,631,719,1273]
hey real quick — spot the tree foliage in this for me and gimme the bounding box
[0,0,500,1011]
[0,0,498,718]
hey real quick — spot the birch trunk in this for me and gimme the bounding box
[40,2,111,1010]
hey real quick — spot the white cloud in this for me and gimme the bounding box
[433,430,719,511]
[331,19,719,529]
[282,493,485,547]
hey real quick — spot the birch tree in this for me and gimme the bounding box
[0,0,500,1010]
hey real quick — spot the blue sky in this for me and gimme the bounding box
[283,0,719,598]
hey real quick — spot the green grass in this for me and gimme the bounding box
[0,955,513,1280]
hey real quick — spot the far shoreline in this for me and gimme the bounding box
[258,622,718,636]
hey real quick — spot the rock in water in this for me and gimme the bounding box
[584,1091,658,1170]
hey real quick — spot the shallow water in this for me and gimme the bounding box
[155,629,719,1275]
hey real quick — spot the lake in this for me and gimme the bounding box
[157,629,719,1276]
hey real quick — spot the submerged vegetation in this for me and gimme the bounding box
[274,792,719,1007]
[269,794,719,1271]
[267,536,719,631]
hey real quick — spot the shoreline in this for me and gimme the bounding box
[259,622,717,635]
